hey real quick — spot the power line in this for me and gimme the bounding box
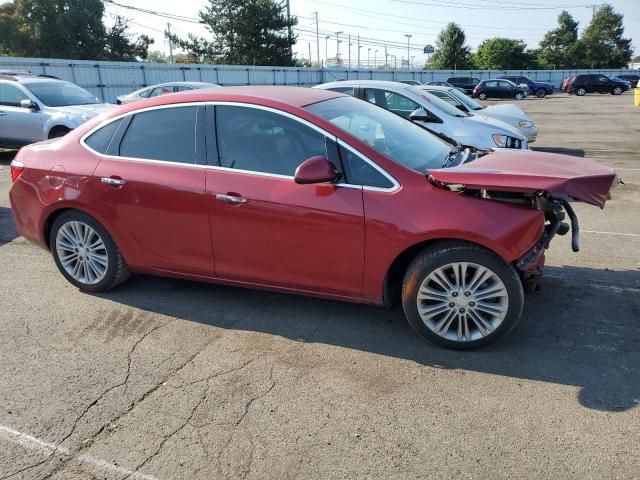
[390,0,590,10]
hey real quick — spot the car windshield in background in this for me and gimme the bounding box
[25,82,101,107]
[447,88,485,111]
[306,96,452,172]
[414,89,469,118]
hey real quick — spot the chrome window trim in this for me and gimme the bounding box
[79,101,400,192]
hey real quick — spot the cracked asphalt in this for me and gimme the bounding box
[1,92,639,479]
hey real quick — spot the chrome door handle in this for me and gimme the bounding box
[101,177,127,186]
[215,194,246,204]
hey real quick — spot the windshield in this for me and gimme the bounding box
[411,88,469,118]
[306,96,453,172]
[25,81,101,107]
[447,88,485,111]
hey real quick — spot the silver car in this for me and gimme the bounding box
[116,82,219,104]
[0,73,115,148]
[314,80,527,151]
[419,85,538,143]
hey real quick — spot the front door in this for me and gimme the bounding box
[90,105,214,276]
[206,104,365,297]
[0,83,43,145]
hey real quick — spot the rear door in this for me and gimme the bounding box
[483,80,499,98]
[0,83,43,145]
[595,75,610,93]
[89,105,214,276]
[497,80,515,98]
[205,103,365,297]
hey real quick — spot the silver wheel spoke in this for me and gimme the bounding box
[417,261,509,342]
[56,221,108,285]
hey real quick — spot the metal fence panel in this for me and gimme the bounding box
[0,56,635,103]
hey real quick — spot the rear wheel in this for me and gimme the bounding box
[612,86,623,95]
[515,92,525,100]
[50,211,130,292]
[477,92,487,100]
[576,87,587,96]
[402,242,524,350]
[535,89,546,98]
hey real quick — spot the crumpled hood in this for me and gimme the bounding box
[462,114,525,139]
[428,149,616,208]
[482,103,528,120]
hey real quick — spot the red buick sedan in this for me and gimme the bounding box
[9,87,615,349]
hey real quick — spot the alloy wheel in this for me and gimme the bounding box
[416,262,509,342]
[55,221,109,285]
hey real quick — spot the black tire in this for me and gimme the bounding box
[612,86,623,95]
[576,87,586,96]
[50,210,130,292]
[535,89,546,98]
[48,126,70,139]
[401,241,524,350]
[515,92,525,100]
[478,92,487,100]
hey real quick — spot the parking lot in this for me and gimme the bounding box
[0,92,638,479]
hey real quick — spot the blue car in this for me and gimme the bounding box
[499,75,554,98]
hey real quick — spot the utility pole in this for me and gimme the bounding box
[336,31,343,64]
[314,12,320,67]
[357,35,361,68]
[286,0,292,59]
[348,34,351,68]
[404,34,412,69]
[308,42,312,66]
[166,23,174,64]
[385,46,388,69]
[374,50,378,69]
[367,48,371,68]
[325,35,330,65]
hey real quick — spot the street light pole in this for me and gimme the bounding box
[336,31,343,64]
[374,50,378,69]
[367,48,371,68]
[348,34,351,68]
[357,35,361,68]
[404,34,412,69]
[325,35,330,66]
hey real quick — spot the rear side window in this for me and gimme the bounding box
[0,83,29,107]
[118,107,197,164]
[340,145,393,189]
[327,87,355,96]
[84,119,122,154]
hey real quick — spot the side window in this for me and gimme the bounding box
[215,105,327,176]
[138,88,152,98]
[597,75,608,82]
[429,90,458,106]
[118,106,197,164]
[339,145,393,189]
[84,119,122,154]
[470,78,480,86]
[328,86,355,96]
[384,91,419,117]
[498,81,512,88]
[174,85,194,92]
[484,80,498,88]
[0,83,30,107]
[148,86,172,97]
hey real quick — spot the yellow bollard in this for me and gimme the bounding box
[635,88,640,107]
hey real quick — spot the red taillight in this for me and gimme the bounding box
[10,160,24,183]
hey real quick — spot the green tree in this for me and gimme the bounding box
[430,23,472,70]
[171,0,297,66]
[475,38,537,70]
[538,11,583,69]
[580,4,632,68]
[0,0,152,61]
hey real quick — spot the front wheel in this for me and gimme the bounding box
[515,92,525,100]
[612,86,623,95]
[576,87,586,96]
[402,242,524,350]
[477,92,487,100]
[50,210,130,292]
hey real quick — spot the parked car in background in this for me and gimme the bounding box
[419,85,538,143]
[116,82,219,104]
[425,81,467,93]
[9,86,616,349]
[568,74,629,96]
[0,72,115,148]
[315,80,528,151]
[498,75,554,98]
[610,77,631,88]
[473,79,527,101]
[399,80,422,86]
[561,76,575,92]
[446,77,481,94]
[616,73,639,87]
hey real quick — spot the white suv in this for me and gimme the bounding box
[0,72,115,148]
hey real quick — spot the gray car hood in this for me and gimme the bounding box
[482,103,527,120]
[461,113,525,139]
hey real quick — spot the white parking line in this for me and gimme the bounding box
[0,424,160,480]
[582,230,640,238]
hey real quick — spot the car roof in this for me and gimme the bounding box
[143,81,217,88]
[418,85,452,92]
[117,86,345,111]
[316,79,416,92]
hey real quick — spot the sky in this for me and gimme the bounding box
[2,0,639,67]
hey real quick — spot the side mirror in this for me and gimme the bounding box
[20,99,39,111]
[409,107,441,124]
[294,156,339,185]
